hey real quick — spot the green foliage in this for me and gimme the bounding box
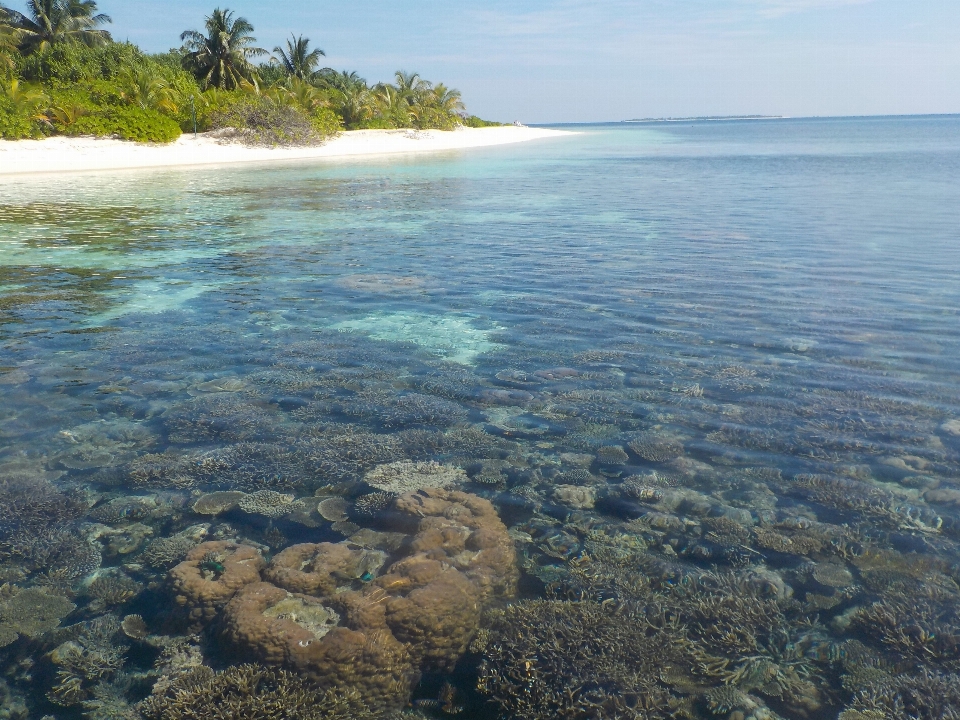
[309,105,341,137]
[18,41,139,83]
[64,105,181,143]
[3,0,112,54]
[0,8,478,144]
[272,34,324,81]
[461,115,504,128]
[0,94,46,138]
[180,9,266,90]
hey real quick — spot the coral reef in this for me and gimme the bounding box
[363,461,467,494]
[842,668,960,720]
[169,541,266,629]
[193,491,247,515]
[0,586,75,647]
[139,525,208,569]
[478,600,681,719]
[139,663,380,720]
[263,542,386,596]
[353,491,394,517]
[220,583,414,712]
[626,431,684,462]
[162,488,516,711]
[238,490,295,518]
[596,445,630,466]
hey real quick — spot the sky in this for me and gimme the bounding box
[11,0,960,122]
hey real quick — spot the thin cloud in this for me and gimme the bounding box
[750,0,877,18]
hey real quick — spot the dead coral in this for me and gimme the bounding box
[169,541,265,629]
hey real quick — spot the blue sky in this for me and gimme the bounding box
[13,0,960,122]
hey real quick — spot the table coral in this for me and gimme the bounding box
[0,586,75,647]
[169,541,265,629]
[364,460,466,494]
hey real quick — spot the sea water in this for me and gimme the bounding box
[1,117,960,719]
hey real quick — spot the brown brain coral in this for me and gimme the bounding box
[167,488,517,711]
[221,582,414,713]
[169,541,265,629]
[393,488,518,601]
[263,542,386,596]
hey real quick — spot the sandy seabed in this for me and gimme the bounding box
[0,126,570,176]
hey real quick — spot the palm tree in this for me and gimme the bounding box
[1,77,48,120]
[0,10,21,74]
[118,67,178,113]
[393,70,428,102]
[180,8,266,90]
[272,34,323,81]
[430,83,464,115]
[315,69,365,94]
[1,0,112,54]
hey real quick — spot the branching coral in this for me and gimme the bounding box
[138,663,380,720]
[478,600,682,720]
[842,668,960,720]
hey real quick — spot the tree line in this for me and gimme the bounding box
[0,1,499,142]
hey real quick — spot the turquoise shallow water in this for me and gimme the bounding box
[2,117,960,719]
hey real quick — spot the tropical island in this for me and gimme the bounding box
[0,0,565,172]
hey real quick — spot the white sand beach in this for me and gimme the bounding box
[0,126,570,176]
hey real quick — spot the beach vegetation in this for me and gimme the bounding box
[0,1,501,141]
[1,0,112,54]
[180,8,266,91]
[62,104,181,142]
[271,34,324,81]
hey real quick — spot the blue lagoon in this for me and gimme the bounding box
[1,116,960,719]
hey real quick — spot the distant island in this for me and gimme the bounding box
[624,115,786,123]
[0,1,503,144]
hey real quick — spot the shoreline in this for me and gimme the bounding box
[0,126,571,176]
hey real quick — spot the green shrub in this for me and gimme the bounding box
[19,42,142,85]
[310,106,342,138]
[461,115,504,128]
[65,105,181,143]
[350,116,395,130]
[0,100,45,139]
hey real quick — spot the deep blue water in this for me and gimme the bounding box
[2,117,960,719]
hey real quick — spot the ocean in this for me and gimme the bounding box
[1,116,959,719]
